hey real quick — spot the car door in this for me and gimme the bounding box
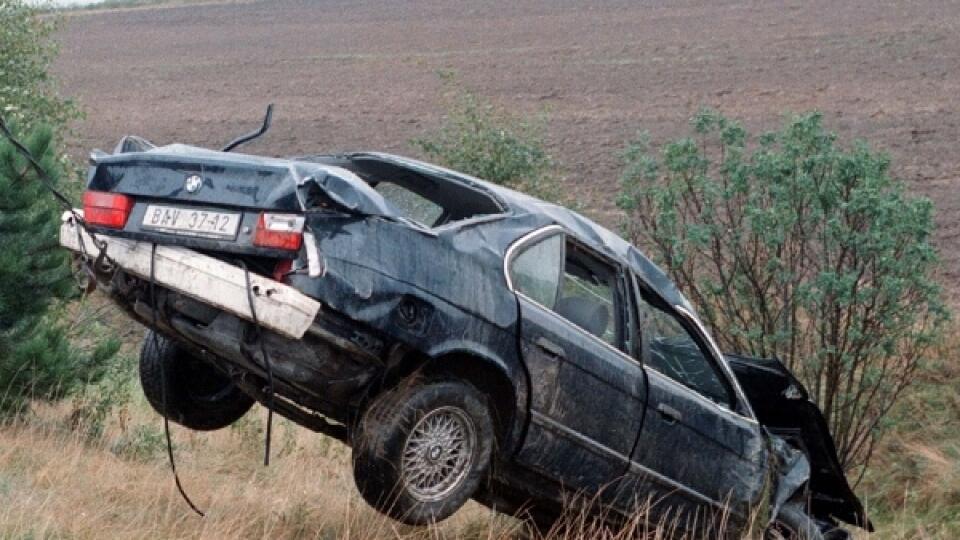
[506,227,647,501]
[619,278,768,529]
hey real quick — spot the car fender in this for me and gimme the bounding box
[423,340,531,454]
[768,433,812,524]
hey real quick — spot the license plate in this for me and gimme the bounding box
[142,205,241,239]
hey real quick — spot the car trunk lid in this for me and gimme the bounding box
[83,144,397,259]
[88,144,303,211]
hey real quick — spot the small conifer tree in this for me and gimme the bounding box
[0,127,117,413]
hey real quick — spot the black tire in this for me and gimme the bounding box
[352,378,495,525]
[139,330,254,431]
[767,503,826,540]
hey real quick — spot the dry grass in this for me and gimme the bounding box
[0,400,525,539]
[4,352,957,540]
[855,324,960,539]
[3,327,958,539]
[0,398,708,540]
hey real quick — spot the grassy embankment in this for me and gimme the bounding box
[0,324,956,539]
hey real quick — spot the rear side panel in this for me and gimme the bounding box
[288,214,530,451]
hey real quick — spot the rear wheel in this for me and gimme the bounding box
[139,330,254,431]
[352,378,494,525]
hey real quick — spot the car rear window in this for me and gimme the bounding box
[374,182,444,226]
[300,155,507,228]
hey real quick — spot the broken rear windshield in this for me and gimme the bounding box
[304,154,506,228]
[372,181,446,226]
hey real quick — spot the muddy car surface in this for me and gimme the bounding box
[61,134,870,538]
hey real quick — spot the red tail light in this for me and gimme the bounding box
[253,213,304,251]
[82,191,135,229]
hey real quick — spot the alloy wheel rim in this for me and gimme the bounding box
[401,406,477,502]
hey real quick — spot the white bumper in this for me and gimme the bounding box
[59,211,320,339]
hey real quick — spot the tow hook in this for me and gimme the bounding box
[71,254,97,294]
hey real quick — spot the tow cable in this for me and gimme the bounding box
[149,245,205,517]
[144,239,278,513]
[239,261,277,467]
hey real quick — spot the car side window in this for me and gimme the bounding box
[509,232,624,349]
[557,241,622,347]
[509,232,564,309]
[637,294,733,407]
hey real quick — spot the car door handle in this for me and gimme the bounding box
[656,403,683,424]
[535,337,566,359]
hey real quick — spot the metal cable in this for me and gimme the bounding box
[150,243,205,517]
[0,116,109,262]
[239,261,276,466]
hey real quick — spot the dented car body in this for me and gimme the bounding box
[62,136,870,537]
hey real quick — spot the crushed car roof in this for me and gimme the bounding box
[318,151,695,313]
[94,143,693,312]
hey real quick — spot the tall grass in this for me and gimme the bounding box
[4,326,959,539]
[0,401,512,539]
[3,358,958,538]
[0,395,740,539]
[856,323,960,539]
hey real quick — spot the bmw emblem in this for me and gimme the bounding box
[184,174,203,194]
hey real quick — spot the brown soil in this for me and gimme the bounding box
[53,0,960,302]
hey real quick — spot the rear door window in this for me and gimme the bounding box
[509,232,626,350]
[556,241,622,348]
[509,232,564,309]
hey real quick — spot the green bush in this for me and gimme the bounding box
[1,1,80,133]
[412,75,554,198]
[69,353,134,439]
[110,424,167,462]
[0,1,118,418]
[618,109,948,473]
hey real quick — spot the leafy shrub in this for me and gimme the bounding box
[412,74,555,198]
[110,424,167,462]
[0,1,80,133]
[618,109,948,472]
[69,353,134,439]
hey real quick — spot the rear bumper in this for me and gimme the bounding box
[59,211,320,339]
[61,212,387,438]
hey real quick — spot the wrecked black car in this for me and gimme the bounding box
[60,123,870,538]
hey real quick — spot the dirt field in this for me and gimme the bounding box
[52,0,960,298]
[17,3,958,537]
